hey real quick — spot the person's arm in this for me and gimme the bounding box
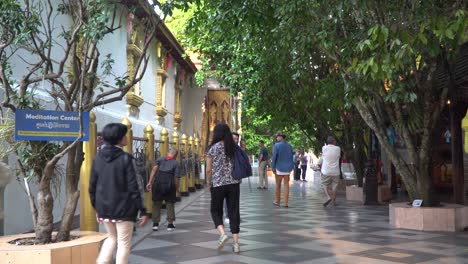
[258,152,264,163]
[146,165,159,191]
[174,163,181,191]
[206,156,213,190]
[125,155,148,226]
[89,160,98,209]
[271,145,278,175]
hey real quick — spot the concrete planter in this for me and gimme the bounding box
[378,185,392,202]
[0,231,107,264]
[346,185,393,203]
[346,185,364,202]
[389,202,468,232]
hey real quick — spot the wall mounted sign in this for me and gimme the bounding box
[15,109,89,141]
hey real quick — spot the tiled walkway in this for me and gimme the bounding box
[129,174,468,264]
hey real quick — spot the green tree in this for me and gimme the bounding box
[184,0,467,204]
[0,0,193,243]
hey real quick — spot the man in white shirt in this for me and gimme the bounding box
[320,136,341,207]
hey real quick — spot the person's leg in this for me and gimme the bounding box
[226,184,240,239]
[115,221,134,264]
[259,161,266,188]
[275,174,283,204]
[331,176,339,204]
[166,201,175,224]
[321,174,332,206]
[96,222,117,264]
[283,175,290,206]
[210,185,225,231]
[301,166,307,180]
[152,200,162,224]
[226,183,240,252]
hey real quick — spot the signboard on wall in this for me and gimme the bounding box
[15,109,89,141]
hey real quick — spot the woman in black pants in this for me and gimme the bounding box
[206,123,241,253]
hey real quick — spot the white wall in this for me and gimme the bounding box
[0,0,206,234]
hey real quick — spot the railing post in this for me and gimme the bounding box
[180,134,189,196]
[172,132,182,201]
[195,136,202,189]
[121,117,133,154]
[160,128,168,157]
[144,125,155,214]
[80,112,98,231]
[188,136,196,192]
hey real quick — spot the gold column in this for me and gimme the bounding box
[172,132,181,201]
[160,128,168,157]
[121,117,133,154]
[180,134,189,196]
[195,136,201,188]
[188,136,196,192]
[462,110,468,153]
[144,125,155,214]
[80,112,98,231]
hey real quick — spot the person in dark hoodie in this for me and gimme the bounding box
[90,123,148,264]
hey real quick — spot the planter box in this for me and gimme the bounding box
[378,185,392,202]
[0,231,107,264]
[389,202,468,232]
[346,185,364,202]
[347,185,393,203]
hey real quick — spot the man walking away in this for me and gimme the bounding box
[271,132,294,208]
[257,140,269,189]
[321,136,341,207]
[293,151,301,181]
[300,151,308,181]
[146,148,180,231]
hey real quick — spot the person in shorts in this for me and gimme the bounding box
[320,136,341,207]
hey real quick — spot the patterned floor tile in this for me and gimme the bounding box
[129,175,466,264]
[133,244,229,263]
[349,247,442,263]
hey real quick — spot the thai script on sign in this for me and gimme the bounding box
[36,121,71,130]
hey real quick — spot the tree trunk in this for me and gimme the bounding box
[354,98,419,200]
[353,139,366,187]
[56,144,83,242]
[35,179,54,244]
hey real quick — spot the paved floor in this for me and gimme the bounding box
[129,173,468,264]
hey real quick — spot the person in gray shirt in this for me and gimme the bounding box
[147,148,180,231]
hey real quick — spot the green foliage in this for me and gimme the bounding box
[0,0,40,46]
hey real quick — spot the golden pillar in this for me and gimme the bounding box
[462,110,468,153]
[188,136,196,192]
[180,134,189,196]
[121,117,133,154]
[172,131,182,201]
[160,128,169,156]
[195,136,202,188]
[144,125,155,214]
[80,112,98,231]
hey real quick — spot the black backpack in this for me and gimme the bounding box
[232,146,252,180]
[155,166,175,195]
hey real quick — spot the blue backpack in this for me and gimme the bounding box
[232,146,252,180]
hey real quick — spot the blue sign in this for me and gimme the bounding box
[15,109,90,141]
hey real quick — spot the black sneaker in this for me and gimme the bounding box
[152,223,159,231]
[167,223,176,231]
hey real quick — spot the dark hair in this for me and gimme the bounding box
[326,136,335,144]
[232,132,240,138]
[259,140,265,144]
[102,123,128,145]
[210,123,235,159]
